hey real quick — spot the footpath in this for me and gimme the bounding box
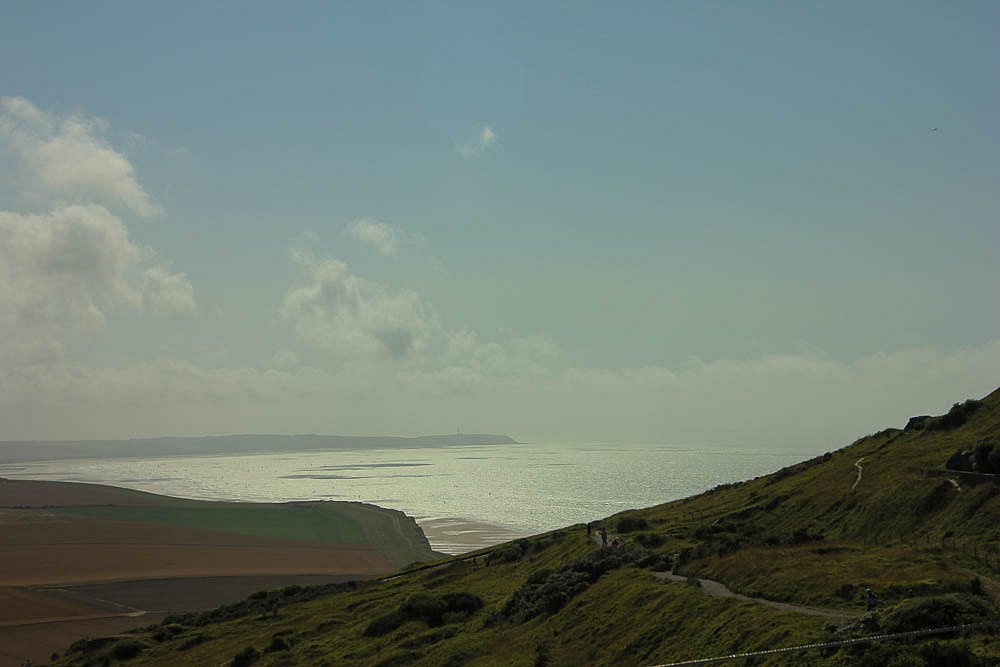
[589,531,856,619]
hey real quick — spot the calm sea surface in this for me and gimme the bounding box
[0,443,802,552]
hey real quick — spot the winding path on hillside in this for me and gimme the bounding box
[589,533,856,619]
[651,571,855,619]
[851,457,866,491]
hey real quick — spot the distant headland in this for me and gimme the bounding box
[0,433,519,464]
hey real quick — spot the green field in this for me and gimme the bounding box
[58,503,365,544]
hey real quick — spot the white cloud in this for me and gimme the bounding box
[0,97,160,217]
[444,328,564,377]
[143,266,197,317]
[0,205,142,343]
[457,124,499,159]
[0,97,195,374]
[1,339,996,445]
[345,218,400,256]
[280,250,434,361]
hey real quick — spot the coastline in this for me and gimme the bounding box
[416,516,534,555]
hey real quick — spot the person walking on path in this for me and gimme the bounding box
[600,527,608,549]
[587,521,592,538]
[865,588,878,611]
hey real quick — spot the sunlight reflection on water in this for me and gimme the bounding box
[1,443,801,551]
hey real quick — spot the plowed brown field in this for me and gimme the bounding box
[0,480,418,667]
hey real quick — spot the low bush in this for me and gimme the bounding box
[265,635,290,652]
[363,591,485,636]
[363,611,406,637]
[634,531,664,548]
[501,543,660,623]
[829,639,985,667]
[616,516,649,533]
[230,645,260,667]
[973,439,1000,474]
[110,640,147,661]
[487,539,529,565]
[883,594,996,633]
[177,634,209,651]
[151,624,185,642]
[928,400,982,431]
[400,593,448,626]
[162,580,360,628]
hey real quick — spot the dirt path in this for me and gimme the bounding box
[852,457,866,491]
[587,533,855,619]
[652,571,855,619]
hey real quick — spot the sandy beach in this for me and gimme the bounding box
[417,516,533,554]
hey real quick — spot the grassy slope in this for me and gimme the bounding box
[55,389,1000,667]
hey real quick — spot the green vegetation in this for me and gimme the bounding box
[928,400,983,432]
[363,591,485,636]
[973,438,1000,474]
[54,388,1000,666]
[57,502,365,544]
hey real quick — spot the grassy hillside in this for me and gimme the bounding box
[54,388,1000,667]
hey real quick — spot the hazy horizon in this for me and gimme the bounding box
[1,3,998,451]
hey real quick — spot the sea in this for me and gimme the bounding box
[0,442,804,554]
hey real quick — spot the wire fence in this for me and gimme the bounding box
[646,621,999,667]
[863,531,1000,574]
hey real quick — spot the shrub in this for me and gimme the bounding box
[676,547,692,566]
[917,481,954,514]
[918,641,983,667]
[616,516,649,533]
[441,591,485,615]
[789,527,825,544]
[230,646,260,667]
[635,551,672,571]
[151,623,185,642]
[363,611,405,637]
[400,593,448,626]
[989,446,1000,474]
[534,640,551,667]
[375,650,422,667]
[178,634,209,651]
[883,594,996,633]
[67,637,115,654]
[265,635,290,652]
[973,439,1000,474]
[501,544,657,623]
[634,532,664,548]
[502,568,590,622]
[487,540,529,565]
[162,580,359,628]
[364,591,485,636]
[111,640,147,660]
[929,400,982,431]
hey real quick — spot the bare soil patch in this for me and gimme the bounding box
[0,588,119,625]
[0,612,168,667]
[0,512,394,587]
[0,478,181,508]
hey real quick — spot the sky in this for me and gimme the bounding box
[0,2,998,450]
